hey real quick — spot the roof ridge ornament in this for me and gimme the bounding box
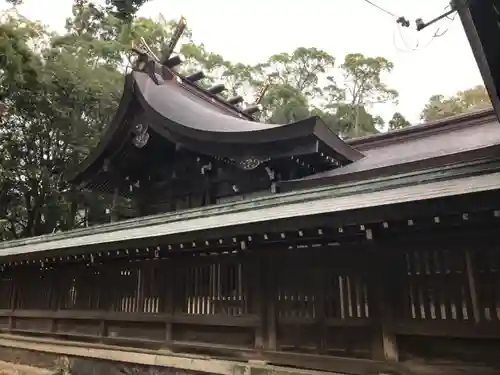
[231,156,270,170]
[254,77,271,105]
[160,15,187,65]
[132,123,150,149]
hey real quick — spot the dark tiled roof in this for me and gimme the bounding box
[281,108,500,190]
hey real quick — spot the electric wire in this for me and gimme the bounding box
[394,4,457,53]
[362,0,398,18]
[361,0,458,53]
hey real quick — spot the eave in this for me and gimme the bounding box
[4,157,500,259]
[281,108,500,191]
[66,66,363,194]
[458,0,500,121]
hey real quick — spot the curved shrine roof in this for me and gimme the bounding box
[67,64,363,187]
[132,71,362,159]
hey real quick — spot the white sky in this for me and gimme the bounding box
[1,0,484,124]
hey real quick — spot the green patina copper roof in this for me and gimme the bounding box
[0,156,499,258]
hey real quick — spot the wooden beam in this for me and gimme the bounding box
[465,249,481,324]
[370,245,399,363]
[265,254,277,350]
[252,253,265,349]
[164,259,174,346]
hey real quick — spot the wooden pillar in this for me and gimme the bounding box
[252,253,265,350]
[136,263,145,313]
[164,258,174,346]
[48,267,57,333]
[99,262,111,339]
[265,253,277,350]
[370,245,399,363]
[465,249,481,323]
[315,252,327,354]
[8,270,17,331]
[110,188,120,223]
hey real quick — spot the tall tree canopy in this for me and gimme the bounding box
[420,85,491,122]
[388,112,411,130]
[335,53,398,138]
[5,0,150,21]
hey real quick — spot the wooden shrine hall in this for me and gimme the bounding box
[1,10,500,375]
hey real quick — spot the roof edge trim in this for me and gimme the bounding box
[66,75,136,184]
[457,0,500,122]
[1,168,499,258]
[348,108,496,150]
[5,156,499,253]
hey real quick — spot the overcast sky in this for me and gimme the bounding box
[1,0,484,123]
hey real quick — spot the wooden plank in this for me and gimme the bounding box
[465,249,481,323]
[370,246,398,362]
[164,258,174,345]
[3,310,260,327]
[3,332,500,375]
[391,320,500,339]
[265,253,277,350]
[251,253,264,349]
[314,252,326,354]
[439,248,454,320]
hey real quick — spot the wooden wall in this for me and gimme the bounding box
[0,211,499,374]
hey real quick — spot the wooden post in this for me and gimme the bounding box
[8,271,17,331]
[99,263,110,339]
[370,245,399,363]
[315,253,327,354]
[252,253,265,349]
[110,188,119,223]
[48,268,57,333]
[465,249,481,324]
[266,253,277,350]
[136,264,145,313]
[164,258,174,346]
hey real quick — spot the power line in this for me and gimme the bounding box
[360,0,459,53]
[362,0,398,18]
[362,0,411,28]
[393,12,456,54]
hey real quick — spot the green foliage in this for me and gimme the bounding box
[105,0,151,22]
[0,6,124,239]
[421,85,491,122]
[261,84,310,124]
[341,53,398,105]
[388,112,411,130]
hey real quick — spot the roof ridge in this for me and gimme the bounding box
[348,107,496,150]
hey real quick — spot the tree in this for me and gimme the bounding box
[335,53,398,138]
[260,84,310,124]
[459,85,491,109]
[106,0,151,22]
[254,47,337,124]
[388,112,411,130]
[420,85,491,121]
[334,104,383,138]
[0,6,125,239]
[265,47,336,97]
